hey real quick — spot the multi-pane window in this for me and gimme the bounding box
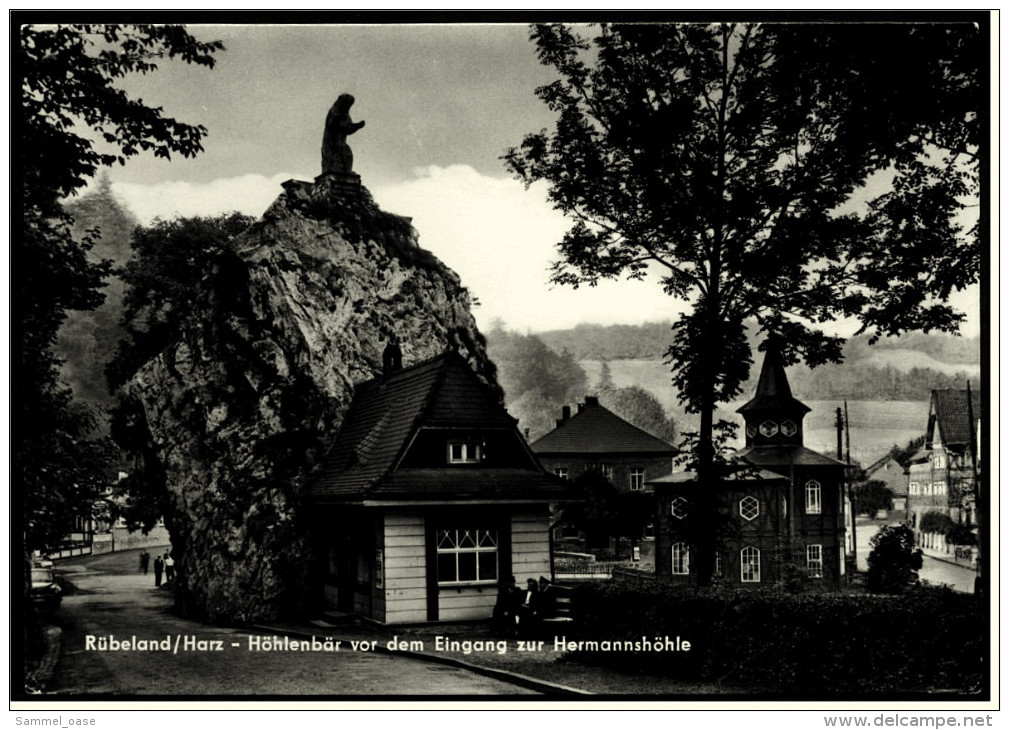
[934,480,947,495]
[448,442,482,464]
[909,481,919,495]
[714,552,723,577]
[436,528,498,584]
[780,419,798,437]
[759,420,779,437]
[740,495,759,521]
[629,468,646,491]
[554,467,569,480]
[806,544,824,578]
[805,480,822,514]
[671,543,690,575]
[740,546,760,583]
[600,463,614,481]
[671,497,688,519]
[933,453,945,469]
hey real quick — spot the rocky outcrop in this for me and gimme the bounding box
[122,173,497,623]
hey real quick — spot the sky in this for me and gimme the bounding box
[89,21,982,338]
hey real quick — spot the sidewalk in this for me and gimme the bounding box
[252,617,736,697]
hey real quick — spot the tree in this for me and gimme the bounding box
[866,524,923,594]
[104,212,255,533]
[598,383,678,444]
[107,212,256,389]
[505,22,981,585]
[854,479,894,517]
[58,175,138,408]
[485,323,588,440]
[17,23,223,663]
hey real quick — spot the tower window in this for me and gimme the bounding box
[780,419,797,437]
[740,495,759,521]
[671,497,688,519]
[759,420,779,437]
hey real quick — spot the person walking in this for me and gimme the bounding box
[154,555,164,587]
[164,553,175,583]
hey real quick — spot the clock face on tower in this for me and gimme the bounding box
[759,420,779,438]
[781,419,797,437]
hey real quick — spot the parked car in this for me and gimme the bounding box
[30,568,62,609]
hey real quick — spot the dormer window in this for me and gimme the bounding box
[780,419,797,437]
[448,441,482,464]
[759,420,779,438]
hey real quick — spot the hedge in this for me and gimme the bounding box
[565,582,986,696]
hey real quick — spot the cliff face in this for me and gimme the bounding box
[122,174,497,623]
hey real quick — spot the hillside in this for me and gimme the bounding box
[539,321,981,402]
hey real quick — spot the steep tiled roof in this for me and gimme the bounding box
[929,389,982,447]
[304,351,570,503]
[737,342,811,415]
[529,397,677,455]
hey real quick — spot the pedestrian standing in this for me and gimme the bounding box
[140,550,150,575]
[154,555,164,587]
[165,553,175,583]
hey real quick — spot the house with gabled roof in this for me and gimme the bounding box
[300,349,575,624]
[652,342,847,586]
[530,395,677,494]
[906,388,981,553]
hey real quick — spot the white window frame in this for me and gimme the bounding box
[740,495,759,521]
[671,542,690,575]
[806,544,824,578]
[671,497,688,519]
[554,467,569,480]
[600,463,614,481]
[629,468,646,491]
[934,480,946,495]
[741,546,760,583]
[448,441,482,464]
[805,480,822,514]
[436,528,498,585]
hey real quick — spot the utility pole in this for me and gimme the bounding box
[844,402,856,576]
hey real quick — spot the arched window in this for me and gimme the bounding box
[740,546,760,583]
[805,480,822,514]
[671,543,690,575]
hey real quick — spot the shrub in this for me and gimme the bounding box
[867,524,923,594]
[564,580,983,695]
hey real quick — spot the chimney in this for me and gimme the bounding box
[578,403,585,414]
[382,336,403,376]
[562,405,571,422]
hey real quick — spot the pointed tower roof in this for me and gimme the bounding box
[736,340,811,415]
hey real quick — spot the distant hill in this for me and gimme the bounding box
[538,321,981,403]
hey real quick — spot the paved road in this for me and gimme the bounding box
[854,516,977,593]
[47,551,538,697]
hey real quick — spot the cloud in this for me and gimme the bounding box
[111,165,687,334]
[112,173,307,224]
[107,166,980,338]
